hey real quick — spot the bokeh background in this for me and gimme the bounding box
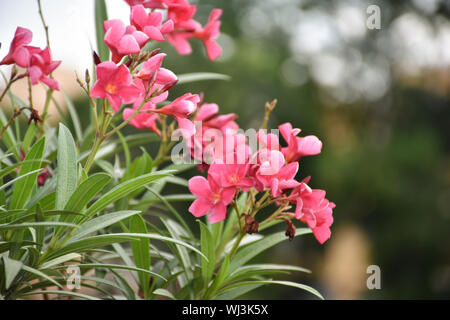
[1,0,450,299]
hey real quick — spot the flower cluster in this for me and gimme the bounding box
[188,120,335,244]
[0,27,61,90]
[124,0,222,60]
[90,0,223,137]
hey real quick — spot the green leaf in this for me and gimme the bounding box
[54,263,166,281]
[64,172,111,212]
[0,221,78,231]
[229,228,312,273]
[153,288,176,300]
[47,233,206,262]
[177,72,231,84]
[204,254,230,299]
[0,169,42,192]
[19,290,100,300]
[0,109,19,159]
[41,253,81,269]
[216,280,324,300]
[94,0,109,62]
[198,220,215,286]
[2,255,23,289]
[21,265,64,289]
[215,283,263,300]
[83,171,171,220]
[130,215,151,299]
[22,122,37,153]
[69,210,140,242]
[56,124,78,210]
[226,264,311,283]
[10,138,45,209]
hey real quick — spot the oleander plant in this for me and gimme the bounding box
[0,0,335,300]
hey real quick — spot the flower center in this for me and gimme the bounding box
[105,83,117,94]
[212,193,221,204]
[227,174,239,184]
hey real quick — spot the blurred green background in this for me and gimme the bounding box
[159,0,450,299]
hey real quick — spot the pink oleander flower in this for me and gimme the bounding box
[279,122,322,163]
[90,61,141,112]
[193,9,222,61]
[135,53,177,85]
[0,27,33,67]
[255,161,300,197]
[123,101,160,134]
[26,47,61,90]
[130,5,174,41]
[155,93,200,135]
[188,174,235,223]
[208,160,254,190]
[125,0,166,9]
[195,103,238,132]
[104,19,149,63]
[287,180,335,244]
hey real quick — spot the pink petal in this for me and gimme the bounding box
[189,199,213,218]
[188,176,212,199]
[208,202,227,223]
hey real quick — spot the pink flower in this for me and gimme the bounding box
[154,93,199,135]
[188,175,235,223]
[279,123,322,163]
[130,5,174,41]
[125,0,166,9]
[0,27,33,67]
[90,62,141,112]
[287,180,335,244]
[123,102,160,134]
[208,160,254,190]
[194,9,222,61]
[135,53,177,85]
[255,162,300,197]
[104,19,149,63]
[26,47,61,90]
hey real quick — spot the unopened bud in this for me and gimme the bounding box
[93,51,101,65]
[161,79,178,93]
[85,69,90,85]
[149,48,161,57]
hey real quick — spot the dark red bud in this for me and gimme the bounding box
[149,48,161,57]
[93,51,101,65]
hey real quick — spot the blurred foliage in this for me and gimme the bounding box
[154,0,450,299]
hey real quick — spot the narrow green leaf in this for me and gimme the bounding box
[62,90,83,141]
[94,0,109,62]
[177,72,231,84]
[130,215,151,299]
[216,280,324,300]
[10,138,45,209]
[83,171,171,220]
[41,253,81,269]
[3,255,23,289]
[69,210,140,242]
[21,265,64,289]
[0,221,78,231]
[56,124,78,210]
[47,233,206,262]
[229,228,312,273]
[153,288,176,300]
[198,220,215,286]
[64,172,111,212]
[19,290,100,300]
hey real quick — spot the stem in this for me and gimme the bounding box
[0,79,15,104]
[37,0,50,49]
[229,232,245,260]
[261,99,277,130]
[0,107,26,139]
